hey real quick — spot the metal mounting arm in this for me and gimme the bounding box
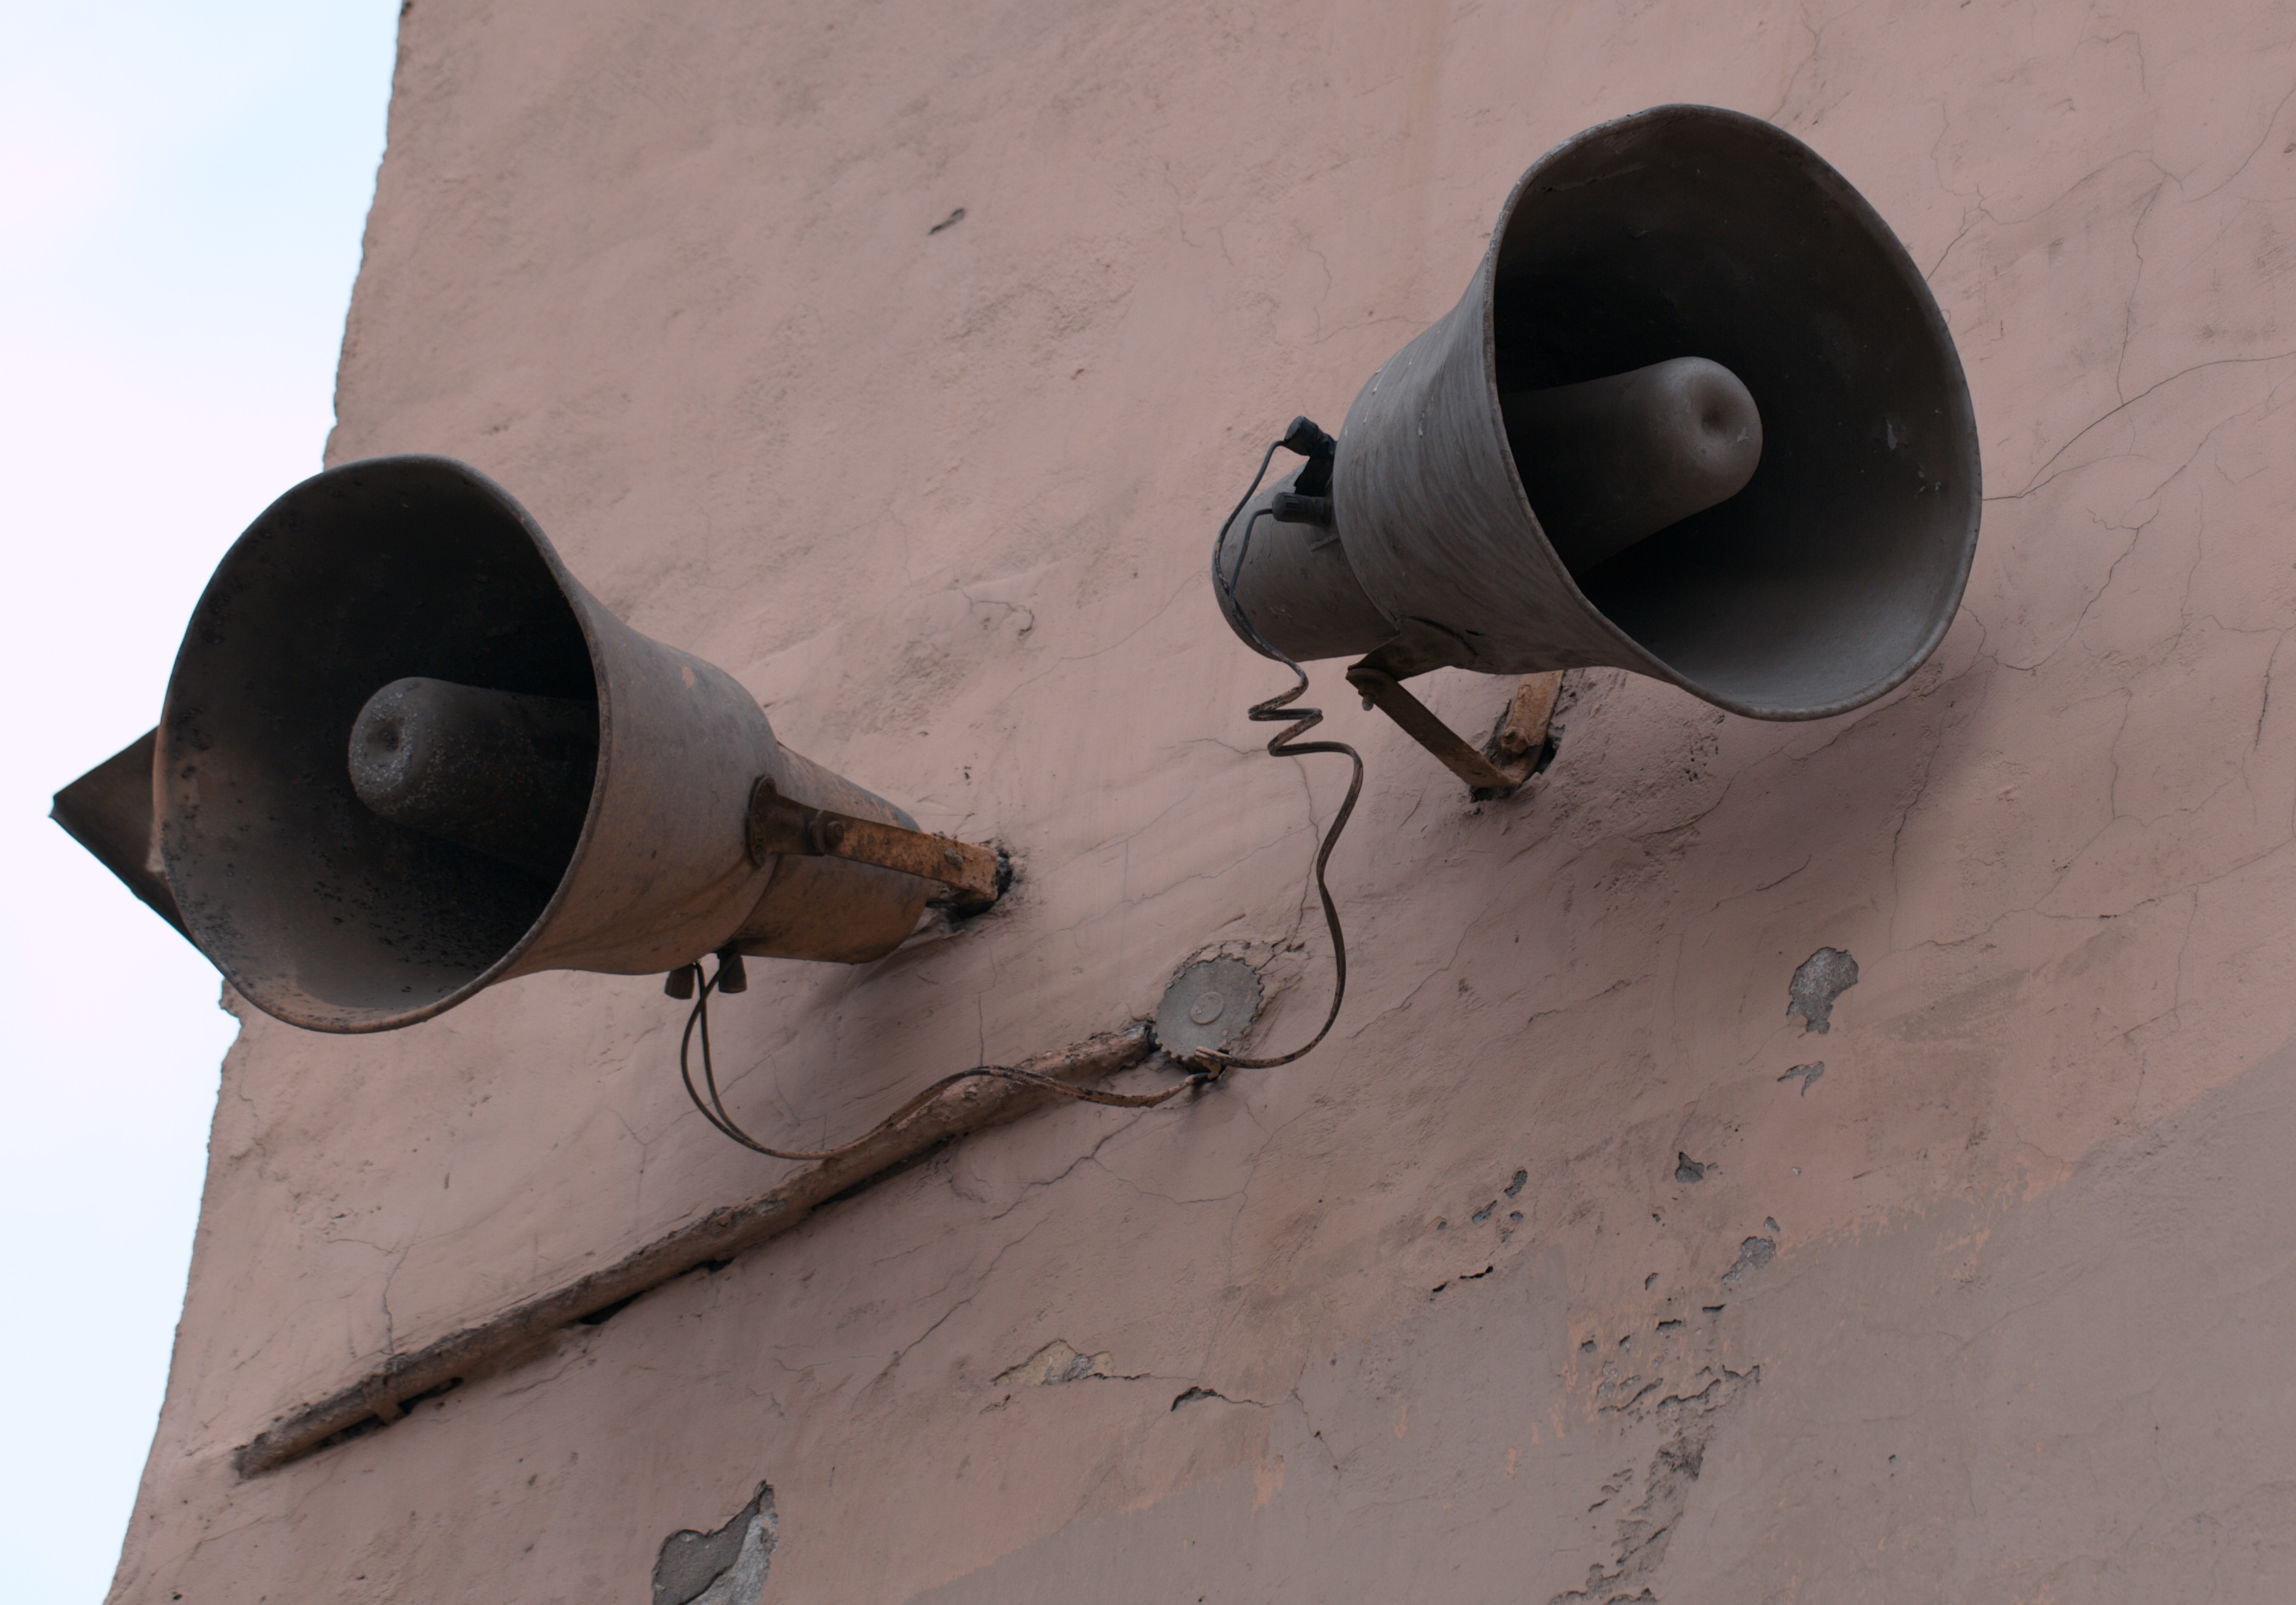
[745,778,1004,916]
[1344,664,1562,797]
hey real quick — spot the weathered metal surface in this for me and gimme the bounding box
[230,1023,1154,1478]
[1151,957,1263,1062]
[157,455,939,1032]
[1345,666,1524,793]
[727,748,934,964]
[1498,356,1763,575]
[1210,461,1399,666]
[1494,671,1563,761]
[347,676,599,882]
[1326,103,1980,718]
[745,778,1001,916]
[47,727,195,945]
[1343,667,1564,795]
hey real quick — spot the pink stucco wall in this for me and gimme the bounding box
[112,2,2296,1600]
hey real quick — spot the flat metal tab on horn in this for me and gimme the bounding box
[50,727,196,945]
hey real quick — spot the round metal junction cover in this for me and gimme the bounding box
[1154,957,1265,1061]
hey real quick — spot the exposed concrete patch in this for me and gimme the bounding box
[654,1483,776,1605]
[1672,1153,1706,1183]
[994,1338,1115,1387]
[1785,948,1859,1035]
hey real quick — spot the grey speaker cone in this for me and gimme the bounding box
[158,456,924,1033]
[1227,104,1980,722]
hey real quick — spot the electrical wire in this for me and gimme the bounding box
[1196,456,1362,1071]
[677,960,1206,1163]
[672,428,1362,1156]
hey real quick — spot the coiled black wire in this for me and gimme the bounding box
[674,430,1361,1156]
[1193,445,1362,1072]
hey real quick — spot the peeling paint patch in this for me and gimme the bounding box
[654,1483,776,1605]
[995,1339,1113,1387]
[1674,1153,1706,1183]
[1168,1384,1271,1413]
[1721,1237,1777,1289]
[1786,948,1859,1034]
[1778,1062,1825,1094]
[1549,1368,1760,1604]
[1430,1265,1495,1298]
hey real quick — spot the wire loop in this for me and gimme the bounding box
[1191,454,1363,1072]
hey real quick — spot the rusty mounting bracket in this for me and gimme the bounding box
[745,779,1004,916]
[1344,665,1563,797]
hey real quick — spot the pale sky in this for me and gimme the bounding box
[0,5,398,1597]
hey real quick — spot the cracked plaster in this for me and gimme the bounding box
[106,1,2296,1601]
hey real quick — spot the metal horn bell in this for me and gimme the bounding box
[1214,103,1980,729]
[66,455,996,1034]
